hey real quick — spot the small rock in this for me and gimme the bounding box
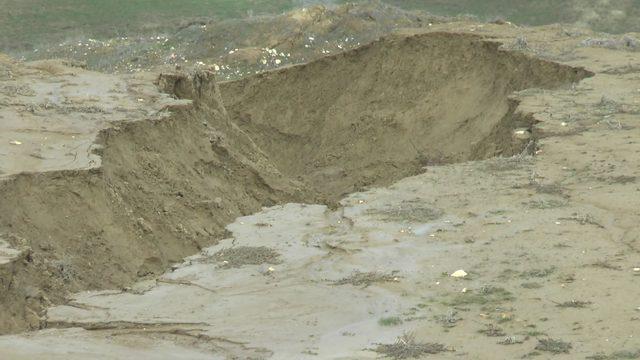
[513,129,531,140]
[136,217,152,233]
[451,270,468,278]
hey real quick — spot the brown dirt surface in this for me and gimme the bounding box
[1,8,640,360]
[0,29,595,337]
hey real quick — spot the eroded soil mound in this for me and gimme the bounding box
[221,32,590,200]
[0,32,589,334]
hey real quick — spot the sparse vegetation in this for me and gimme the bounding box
[533,183,566,196]
[434,310,461,328]
[479,324,506,337]
[374,333,449,359]
[378,316,403,326]
[555,300,591,308]
[332,271,398,287]
[497,312,515,323]
[535,338,572,354]
[559,213,604,228]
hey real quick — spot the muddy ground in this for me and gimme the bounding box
[1,5,640,360]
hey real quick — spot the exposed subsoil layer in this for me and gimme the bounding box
[221,32,591,200]
[0,32,589,334]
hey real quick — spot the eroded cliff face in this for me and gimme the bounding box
[221,32,591,200]
[0,69,303,334]
[0,32,590,334]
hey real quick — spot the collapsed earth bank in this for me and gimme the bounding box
[0,32,590,334]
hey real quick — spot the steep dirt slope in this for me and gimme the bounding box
[0,70,303,333]
[221,32,590,200]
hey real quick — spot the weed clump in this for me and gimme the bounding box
[535,338,572,354]
[479,324,505,337]
[434,310,461,328]
[378,316,403,326]
[374,333,449,359]
[555,300,591,308]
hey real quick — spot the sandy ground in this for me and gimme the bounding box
[0,16,640,360]
[0,58,189,178]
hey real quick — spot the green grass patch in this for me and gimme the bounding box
[378,316,403,327]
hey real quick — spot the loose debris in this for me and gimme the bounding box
[558,213,604,228]
[211,246,281,268]
[374,333,449,359]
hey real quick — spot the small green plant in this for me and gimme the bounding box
[378,316,403,327]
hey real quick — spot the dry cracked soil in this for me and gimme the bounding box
[1,6,640,360]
